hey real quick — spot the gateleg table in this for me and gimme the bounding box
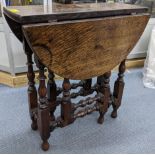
[3,2,149,151]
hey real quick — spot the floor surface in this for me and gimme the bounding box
[0,68,155,153]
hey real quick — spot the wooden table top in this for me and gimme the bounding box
[3,2,148,24]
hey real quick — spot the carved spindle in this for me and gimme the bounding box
[111,60,126,118]
[98,71,111,124]
[23,38,38,130]
[61,78,74,126]
[47,70,57,121]
[73,95,101,110]
[74,103,99,119]
[37,61,50,151]
[50,117,63,132]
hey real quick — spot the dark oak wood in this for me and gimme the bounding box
[3,3,148,44]
[47,70,57,121]
[111,60,126,118]
[4,14,23,42]
[73,94,102,110]
[61,79,74,126]
[98,71,111,124]
[37,60,50,151]
[23,38,38,130]
[3,3,148,24]
[74,102,99,119]
[23,14,149,79]
[38,104,50,151]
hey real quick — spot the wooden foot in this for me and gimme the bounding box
[24,38,38,130]
[97,113,104,124]
[42,140,49,151]
[111,59,126,118]
[97,71,111,124]
[111,110,117,118]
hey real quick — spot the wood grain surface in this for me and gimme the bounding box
[3,3,148,24]
[23,14,149,80]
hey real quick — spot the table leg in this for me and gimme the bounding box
[61,78,74,126]
[37,61,50,151]
[97,72,111,124]
[111,59,126,118]
[47,70,57,121]
[24,38,38,130]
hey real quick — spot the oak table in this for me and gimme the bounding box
[3,2,149,151]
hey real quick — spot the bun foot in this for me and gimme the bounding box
[111,110,117,118]
[97,116,104,124]
[31,121,38,130]
[42,140,49,151]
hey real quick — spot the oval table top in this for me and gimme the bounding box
[3,2,150,79]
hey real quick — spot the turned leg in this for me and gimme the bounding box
[47,70,57,121]
[23,38,38,130]
[37,60,50,151]
[61,78,74,126]
[111,59,126,118]
[98,72,111,124]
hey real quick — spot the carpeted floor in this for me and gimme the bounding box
[0,68,155,154]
